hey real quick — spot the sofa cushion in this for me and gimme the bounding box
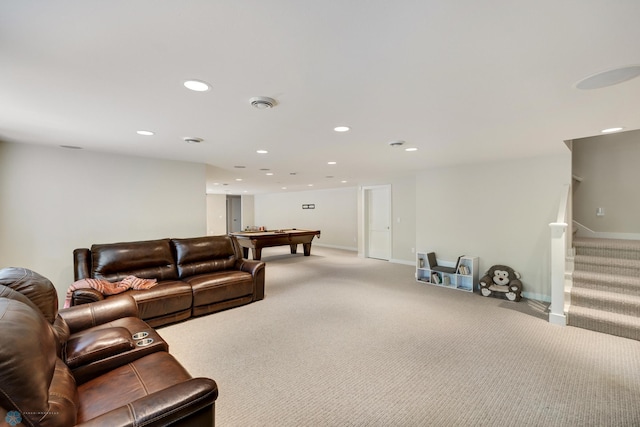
[91,238,178,281]
[126,280,193,319]
[76,351,193,422]
[186,271,254,307]
[172,236,239,278]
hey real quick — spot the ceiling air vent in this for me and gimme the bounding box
[249,96,277,109]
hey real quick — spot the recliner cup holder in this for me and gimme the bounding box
[132,331,149,340]
[136,338,154,346]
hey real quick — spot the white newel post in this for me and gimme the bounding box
[549,221,567,325]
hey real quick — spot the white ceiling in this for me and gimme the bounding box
[2,1,639,194]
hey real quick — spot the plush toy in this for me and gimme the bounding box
[479,265,523,302]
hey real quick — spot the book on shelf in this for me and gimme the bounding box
[431,272,440,284]
[443,275,451,285]
[457,265,469,275]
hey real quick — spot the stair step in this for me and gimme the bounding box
[574,255,640,276]
[567,305,640,341]
[569,237,640,342]
[573,237,640,260]
[570,287,640,316]
[572,270,640,296]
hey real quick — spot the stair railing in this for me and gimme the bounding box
[549,183,570,325]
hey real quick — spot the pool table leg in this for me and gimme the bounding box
[251,248,262,261]
[303,242,312,256]
[289,244,298,254]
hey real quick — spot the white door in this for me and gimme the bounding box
[365,186,391,260]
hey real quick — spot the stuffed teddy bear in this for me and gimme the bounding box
[479,265,523,301]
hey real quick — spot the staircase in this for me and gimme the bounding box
[568,237,640,341]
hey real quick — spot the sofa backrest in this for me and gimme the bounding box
[172,235,240,278]
[89,238,178,282]
[0,298,78,427]
[0,267,58,324]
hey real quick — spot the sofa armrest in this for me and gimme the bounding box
[60,294,139,333]
[237,259,265,301]
[72,288,105,305]
[237,258,264,275]
[76,378,218,427]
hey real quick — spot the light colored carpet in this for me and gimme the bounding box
[160,246,640,426]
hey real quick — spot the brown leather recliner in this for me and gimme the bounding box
[0,267,218,426]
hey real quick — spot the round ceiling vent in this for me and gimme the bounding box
[250,96,277,109]
[183,137,203,144]
[575,65,640,90]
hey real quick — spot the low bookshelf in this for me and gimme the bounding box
[416,252,479,292]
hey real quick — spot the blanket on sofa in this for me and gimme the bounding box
[63,275,157,308]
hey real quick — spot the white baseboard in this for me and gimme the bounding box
[390,258,415,266]
[523,291,551,303]
[314,243,358,252]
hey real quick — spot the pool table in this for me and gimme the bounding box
[230,229,321,260]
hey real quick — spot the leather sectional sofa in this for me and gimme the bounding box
[0,266,218,426]
[71,235,266,327]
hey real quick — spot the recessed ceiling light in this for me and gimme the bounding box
[601,127,624,133]
[405,147,418,152]
[575,65,640,90]
[334,126,350,132]
[266,172,274,176]
[281,187,287,190]
[327,161,337,165]
[257,150,268,154]
[183,80,211,92]
[136,130,154,136]
[308,184,314,187]
[235,178,243,181]
[341,180,348,183]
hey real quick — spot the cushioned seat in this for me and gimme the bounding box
[0,298,217,426]
[126,280,194,327]
[186,270,255,316]
[0,266,218,426]
[71,235,266,327]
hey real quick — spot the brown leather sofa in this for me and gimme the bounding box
[0,267,218,426]
[71,235,266,327]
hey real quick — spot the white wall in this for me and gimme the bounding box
[0,142,206,306]
[416,153,571,301]
[206,194,227,235]
[241,194,255,230]
[255,187,358,250]
[390,177,416,264]
[572,129,640,234]
[254,180,417,264]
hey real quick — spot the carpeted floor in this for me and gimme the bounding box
[160,246,640,426]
